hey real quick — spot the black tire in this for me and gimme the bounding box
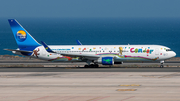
[90,64,94,68]
[160,65,164,68]
[84,65,89,68]
[94,64,99,68]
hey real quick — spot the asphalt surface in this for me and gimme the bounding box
[0,61,180,67]
[0,60,179,63]
[1,72,180,101]
[0,67,180,72]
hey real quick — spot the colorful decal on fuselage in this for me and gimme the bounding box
[130,48,153,54]
[32,48,40,58]
[103,59,112,64]
[64,56,72,60]
[119,47,123,55]
[83,48,86,51]
[48,56,79,62]
[48,46,156,61]
[45,47,49,50]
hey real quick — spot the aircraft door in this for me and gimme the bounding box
[42,49,46,56]
[155,48,159,55]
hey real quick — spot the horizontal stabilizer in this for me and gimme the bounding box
[4,49,33,53]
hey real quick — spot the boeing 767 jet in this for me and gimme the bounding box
[5,19,176,68]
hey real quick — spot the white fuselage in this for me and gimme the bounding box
[28,45,176,62]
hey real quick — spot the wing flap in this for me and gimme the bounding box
[60,53,100,58]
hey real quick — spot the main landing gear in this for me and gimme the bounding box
[160,60,164,68]
[84,64,99,68]
[84,60,99,68]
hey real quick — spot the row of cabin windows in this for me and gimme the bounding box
[54,50,129,53]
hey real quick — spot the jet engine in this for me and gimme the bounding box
[96,57,114,65]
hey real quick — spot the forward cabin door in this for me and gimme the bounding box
[155,48,159,55]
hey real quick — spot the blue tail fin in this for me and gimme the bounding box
[8,19,40,51]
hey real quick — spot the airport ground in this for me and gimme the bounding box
[0,55,180,101]
[1,72,180,101]
[0,55,180,68]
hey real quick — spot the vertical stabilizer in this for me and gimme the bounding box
[8,19,40,51]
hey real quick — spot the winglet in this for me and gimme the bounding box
[76,40,82,45]
[41,41,55,53]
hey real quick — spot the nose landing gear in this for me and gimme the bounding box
[160,60,164,68]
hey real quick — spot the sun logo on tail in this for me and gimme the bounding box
[16,30,27,42]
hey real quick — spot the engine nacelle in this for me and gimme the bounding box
[96,57,114,65]
[114,62,123,64]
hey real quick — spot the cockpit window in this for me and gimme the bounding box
[166,49,172,51]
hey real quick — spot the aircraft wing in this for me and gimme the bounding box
[59,53,100,59]
[41,41,55,53]
[76,40,82,45]
[41,41,100,60]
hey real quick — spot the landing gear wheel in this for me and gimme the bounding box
[94,64,99,68]
[160,60,164,68]
[160,65,164,68]
[84,64,99,68]
[84,65,89,68]
[90,64,94,68]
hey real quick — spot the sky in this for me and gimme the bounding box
[0,0,180,18]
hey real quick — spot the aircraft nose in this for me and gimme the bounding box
[173,51,176,57]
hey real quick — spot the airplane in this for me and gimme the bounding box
[5,19,176,68]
